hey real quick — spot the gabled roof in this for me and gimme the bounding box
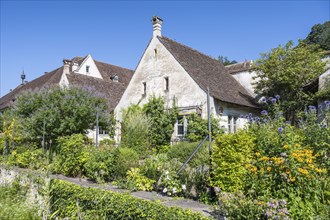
[157,36,259,108]
[0,57,134,111]
[0,67,63,110]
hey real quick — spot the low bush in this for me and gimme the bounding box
[211,131,255,192]
[50,179,210,219]
[52,134,89,177]
[113,147,139,179]
[167,141,209,168]
[126,167,155,191]
[84,147,116,183]
[7,146,47,169]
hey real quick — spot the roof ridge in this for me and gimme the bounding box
[94,59,134,72]
[158,36,223,65]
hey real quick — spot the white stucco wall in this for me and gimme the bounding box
[231,70,258,96]
[115,37,209,121]
[75,54,103,79]
[319,56,330,90]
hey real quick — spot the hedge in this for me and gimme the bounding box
[50,179,211,220]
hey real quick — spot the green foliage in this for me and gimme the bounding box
[126,167,155,191]
[186,113,222,142]
[303,21,330,50]
[52,134,89,177]
[50,179,209,219]
[0,183,41,220]
[218,55,238,66]
[143,96,178,147]
[211,131,255,192]
[167,141,209,168]
[121,105,151,156]
[113,147,139,179]
[7,146,47,169]
[13,87,113,147]
[253,41,326,122]
[83,147,116,183]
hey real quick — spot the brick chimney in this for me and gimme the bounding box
[152,16,163,38]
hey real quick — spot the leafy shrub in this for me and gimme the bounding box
[211,131,255,192]
[50,179,209,220]
[186,113,222,142]
[52,134,89,177]
[217,191,290,220]
[143,96,178,148]
[121,106,151,156]
[7,146,47,169]
[84,147,116,183]
[126,167,155,191]
[113,147,139,179]
[167,141,209,168]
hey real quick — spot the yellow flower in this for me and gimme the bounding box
[285,169,291,174]
[308,164,315,169]
[267,167,272,172]
[283,145,290,149]
[289,176,296,182]
[315,168,326,173]
[260,156,269,161]
[255,152,260,156]
[298,168,309,175]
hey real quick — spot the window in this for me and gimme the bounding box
[99,127,109,135]
[228,116,238,133]
[164,77,169,91]
[143,82,146,96]
[86,65,90,74]
[177,116,187,136]
[154,49,157,57]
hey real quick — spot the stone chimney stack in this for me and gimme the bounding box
[152,16,163,38]
[63,59,71,75]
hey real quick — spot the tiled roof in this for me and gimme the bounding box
[0,57,134,111]
[157,36,259,108]
[226,61,252,74]
[0,67,63,110]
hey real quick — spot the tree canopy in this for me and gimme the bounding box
[11,87,113,146]
[253,41,326,121]
[303,21,330,51]
[218,55,238,66]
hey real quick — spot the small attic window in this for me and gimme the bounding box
[86,65,90,74]
[154,49,158,59]
[111,74,119,82]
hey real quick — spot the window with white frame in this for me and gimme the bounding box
[228,116,238,133]
[177,116,187,136]
[98,127,109,135]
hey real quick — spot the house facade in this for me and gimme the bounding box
[114,16,260,142]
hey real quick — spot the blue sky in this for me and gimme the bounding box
[1,0,329,97]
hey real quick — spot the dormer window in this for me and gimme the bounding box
[111,74,119,82]
[86,65,90,74]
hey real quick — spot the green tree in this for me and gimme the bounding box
[143,96,178,148]
[218,55,238,66]
[13,87,113,147]
[303,21,330,50]
[253,41,326,121]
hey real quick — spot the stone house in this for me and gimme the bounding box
[114,16,260,142]
[0,55,133,142]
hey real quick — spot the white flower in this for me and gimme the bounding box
[172,187,177,193]
[163,188,168,193]
[164,170,169,175]
[182,184,186,191]
[166,176,171,181]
